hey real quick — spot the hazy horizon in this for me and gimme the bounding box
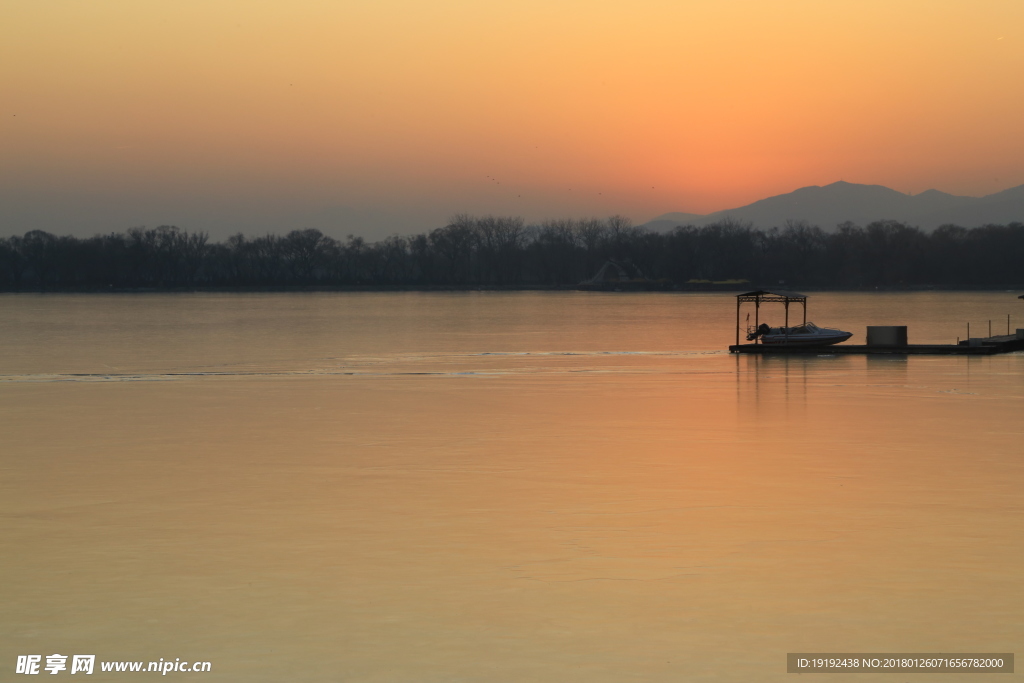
[3,2,1023,241]
[3,179,1023,242]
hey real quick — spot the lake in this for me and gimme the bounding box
[2,291,1022,681]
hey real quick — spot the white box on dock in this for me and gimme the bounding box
[866,326,908,346]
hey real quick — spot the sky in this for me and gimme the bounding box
[2,0,1023,240]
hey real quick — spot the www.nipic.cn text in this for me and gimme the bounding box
[15,655,212,675]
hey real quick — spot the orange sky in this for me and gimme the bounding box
[2,0,1022,238]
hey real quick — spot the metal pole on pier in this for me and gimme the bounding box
[755,300,759,344]
[735,297,740,347]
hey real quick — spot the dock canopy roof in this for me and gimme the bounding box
[737,290,807,303]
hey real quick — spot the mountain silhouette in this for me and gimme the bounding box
[643,181,1024,231]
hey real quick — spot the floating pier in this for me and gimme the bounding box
[729,337,1024,355]
[729,290,1024,356]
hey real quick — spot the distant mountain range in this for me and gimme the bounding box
[642,181,1024,232]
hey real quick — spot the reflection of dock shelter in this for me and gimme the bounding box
[735,290,806,346]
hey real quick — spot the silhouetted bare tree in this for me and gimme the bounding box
[1,217,1022,290]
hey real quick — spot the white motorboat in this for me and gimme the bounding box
[747,321,852,346]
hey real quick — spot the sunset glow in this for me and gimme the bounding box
[2,0,1022,237]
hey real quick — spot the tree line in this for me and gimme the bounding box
[1,215,1022,290]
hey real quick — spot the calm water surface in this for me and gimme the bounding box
[2,292,1022,681]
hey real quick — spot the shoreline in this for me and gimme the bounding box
[2,284,1023,294]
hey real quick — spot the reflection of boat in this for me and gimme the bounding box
[747,321,852,346]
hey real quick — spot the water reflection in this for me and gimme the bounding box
[1,293,1021,683]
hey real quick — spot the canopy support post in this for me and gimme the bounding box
[755,300,760,344]
[736,297,740,346]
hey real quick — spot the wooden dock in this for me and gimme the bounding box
[730,335,1024,355]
